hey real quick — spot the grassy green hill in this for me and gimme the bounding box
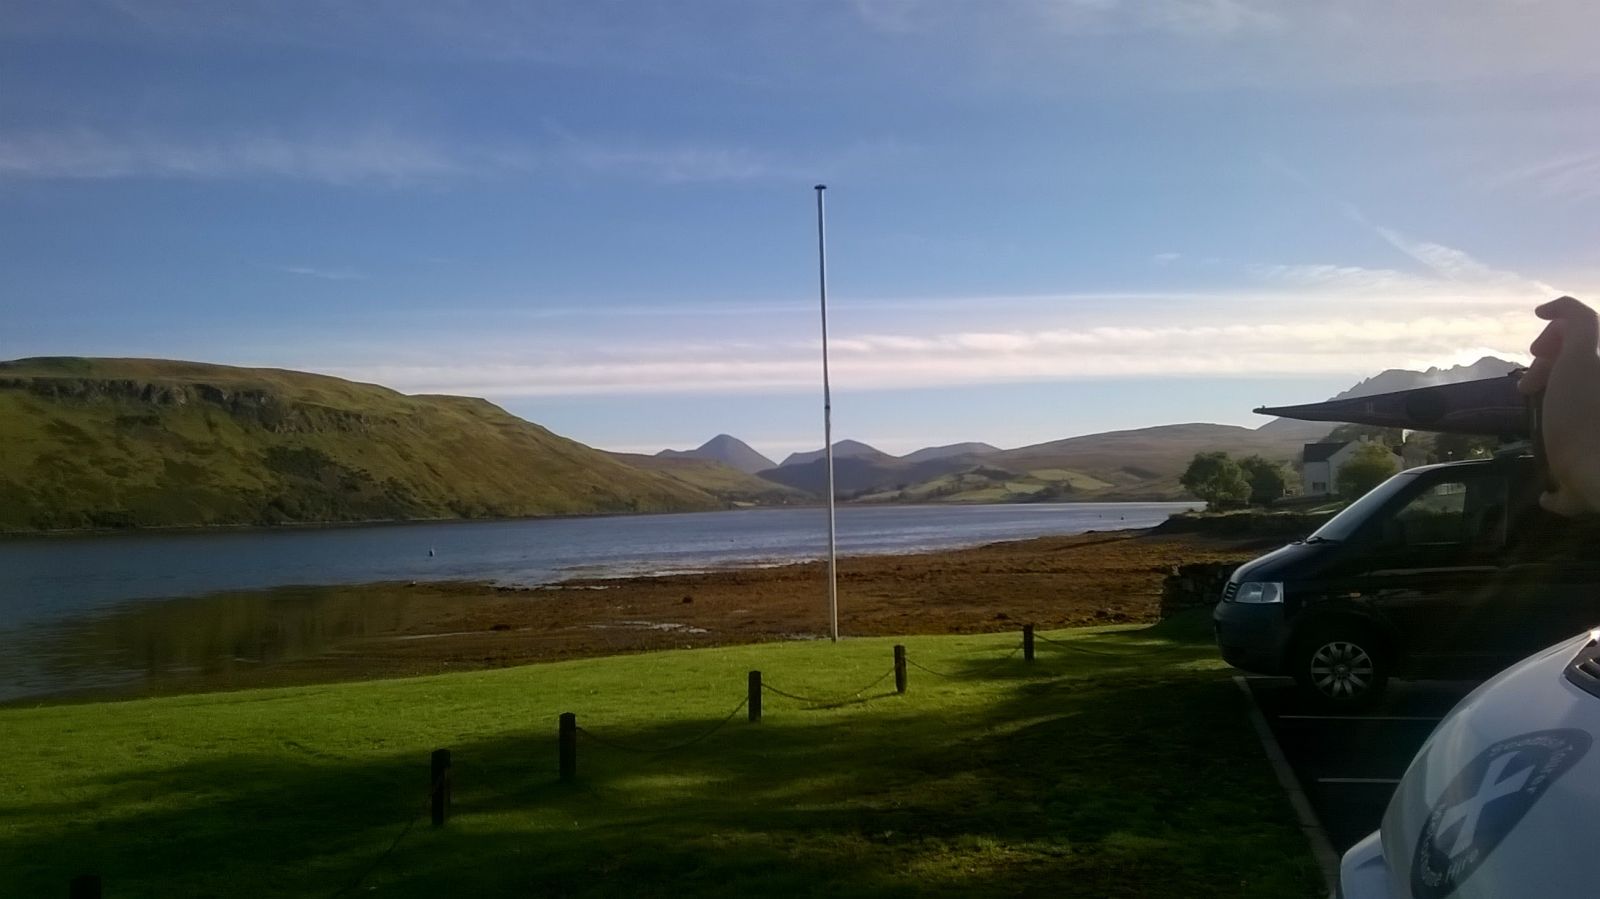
[965,423,1307,500]
[856,465,1117,504]
[606,452,809,505]
[0,357,721,531]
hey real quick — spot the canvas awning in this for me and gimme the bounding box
[1255,373,1531,437]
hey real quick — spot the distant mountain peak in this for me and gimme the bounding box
[899,442,1002,465]
[779,439,890,468]
[656,434,775,475]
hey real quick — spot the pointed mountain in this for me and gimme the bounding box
[779,439,892,468]
[656,434,775,475]
[900,442,1001,465]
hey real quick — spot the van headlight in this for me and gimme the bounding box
[1233,582,1284,604]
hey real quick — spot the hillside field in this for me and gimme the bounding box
[607,451,808,505]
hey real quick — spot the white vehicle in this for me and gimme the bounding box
[1338,628,1600,897]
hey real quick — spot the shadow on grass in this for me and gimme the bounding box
[1,613,1320,898]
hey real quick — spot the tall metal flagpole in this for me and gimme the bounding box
[815,184,839,643]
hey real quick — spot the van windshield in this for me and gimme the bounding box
[1307,471,1421,542]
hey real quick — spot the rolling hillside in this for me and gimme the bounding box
[758,451,994,497]
[779,439,893,467]
[764,425,1310,502]
[606,452,807,505]
[991,422,1308,493]
[0,357,721,531]
[900,442,1000,464]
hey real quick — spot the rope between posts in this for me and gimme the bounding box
[1031,631,1127,656]
[1032,631,1193,658]
[576,697,749,755]
[904,644,1023,679]
[328,772,446,898]
[760,668,896,707]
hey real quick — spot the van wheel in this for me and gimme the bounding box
[1293,626,1388,708]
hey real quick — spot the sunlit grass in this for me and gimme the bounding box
[0,611,1321,897]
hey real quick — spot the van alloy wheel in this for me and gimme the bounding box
[1308,640,1375,699]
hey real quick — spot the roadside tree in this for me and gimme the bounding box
[1180,452,1250,509]
[1237,455,1289,505]
[1337,444,1400,500]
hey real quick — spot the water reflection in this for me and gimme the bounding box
[1,584,432,702]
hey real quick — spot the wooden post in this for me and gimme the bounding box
[893,644,907,694]
[430,748,451,826]
[748,670,762,723]
[1023,624,1035,663]
[69,875,101,899]
[559,712,577,783]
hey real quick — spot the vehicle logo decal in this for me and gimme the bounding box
[1411,728,1591,898]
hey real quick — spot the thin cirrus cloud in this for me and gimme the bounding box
[0,127,848,187]
[314,302,1538,398]
[0,130,483,185]
[306,231,1558,398]
[274,265,367,282]
[563,142,799,184]
[1490,151,1600,203]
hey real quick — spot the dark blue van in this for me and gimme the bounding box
[1214,454,1600,706]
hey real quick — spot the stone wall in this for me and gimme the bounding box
[1160,562,1240,618]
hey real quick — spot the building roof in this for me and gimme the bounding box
[1303,442,1348,463]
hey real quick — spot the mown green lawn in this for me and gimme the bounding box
[0,612,1321,897]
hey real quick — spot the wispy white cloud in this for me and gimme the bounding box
[312,302,1540,398]
[866,0,1284,39]
[0,125,866,188]
[0,129,497,185]
[545,122,902,185]
[849,0,928,34]
[564,142,796,184]
[297,226,1564,398]
[1490,151,1600,203]
[1371,225,1557,295]
[274,265,367,282]
[1245,263,1437,294]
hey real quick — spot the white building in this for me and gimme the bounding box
[1301,440,1403,497]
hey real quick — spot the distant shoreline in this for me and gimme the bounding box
[0,498,1192,541]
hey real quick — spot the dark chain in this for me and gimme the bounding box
[328,773,445,898]
[576,697,750,755]
[904,644,1023,679]
[760,668,896,707]
[1031,631,1127,656]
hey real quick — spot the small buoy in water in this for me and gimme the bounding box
[428,547,435,557]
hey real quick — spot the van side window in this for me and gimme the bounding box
[1389,477,1507,550]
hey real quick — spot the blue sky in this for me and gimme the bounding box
[4,1,1597,459]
